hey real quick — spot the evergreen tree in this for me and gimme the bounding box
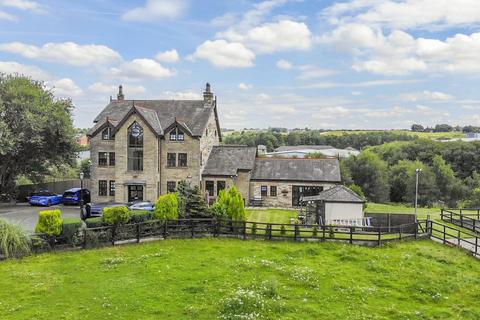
[177,180,209,218]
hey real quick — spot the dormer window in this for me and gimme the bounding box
[102,127,113,140]
[169,127,184,141]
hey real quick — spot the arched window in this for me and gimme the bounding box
[128,122,143,171]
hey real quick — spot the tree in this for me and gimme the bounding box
[213,186,246,221]
[343,151,390,202]
[176,180,209,218]
[79,158,91,178]
[431,155,465,206]
[0,75,76,195]
[411,124,424,132]
[434,124,453,132]
[155,193,179,220]
[347,184,365,199]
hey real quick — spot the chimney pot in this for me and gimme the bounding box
[117,85,124,100]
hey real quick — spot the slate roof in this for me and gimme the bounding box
[202,145,257,176]
[87,99,216,138]
[301,185,365,203]
[251,158,341,182]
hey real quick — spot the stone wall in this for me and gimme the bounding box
[202,171,251,204]
[199,109,220,172]
[90,131,116,203]
[250,181,338,207]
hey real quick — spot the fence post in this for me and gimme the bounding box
[443,225,446,244]
[243,221,247,240]
[322,225,326,241]
[294,224,299,241]
[477,209,479,221]
[83,229,87,249]
[191,219,195,238]
[441,209,443,221]
[399,225,402,241]
[461,213,464,228]
[476,237,478,257]
[136,224,140,243]
[267,223,272,240]
[111,226,116,246]
[163,220,168,239]
[349,227,353,244]
[214,219,220,237]
[414,222,418,240]
[458,230,461,246]
[377,228,381,246]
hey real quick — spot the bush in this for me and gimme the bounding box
[210,201,228,218]
[103,206,131,225]
[61,218,83,244]
[85,217,103,228]
[35,209,62,236]
[0,218,30,258]
[214,187,246,221]
[155,193,179,220]
[130,210,155,223]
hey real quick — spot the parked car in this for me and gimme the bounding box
[128,201,155,212]
[28,190,63,206]
[62,188,91,205]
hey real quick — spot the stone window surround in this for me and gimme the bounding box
[166,152,189,168]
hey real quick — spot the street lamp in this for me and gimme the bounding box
[414,168,423,221]
[79,172,84,219]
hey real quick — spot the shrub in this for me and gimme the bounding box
[103,206,131,225]
[85,217,103,228]
[209,201,228,218]
[35,209,62,236]
[0,218,30,258]
[130,210,155,223]
[155,193,179,220]
[61,218,83,244]
[214,187,246,221]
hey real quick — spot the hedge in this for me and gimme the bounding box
[103,206,131,225]
[61,218,83,244]
[35,209,62,236]
[130,210,155,223]
[85,217,103,228]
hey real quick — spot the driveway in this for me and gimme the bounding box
[0,203,81,232]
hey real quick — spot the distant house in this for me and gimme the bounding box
[302,185,365,225]
[76,134,90,147]
[265,145,360,159]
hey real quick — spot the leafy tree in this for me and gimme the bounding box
[214,186,246,221]
[434,124,453,132]
[411,124,424,132]
[404,162,440,207]
[343,151,390,202]
[462,188,480,208]
[155,193,179,220]
[0,75,76,195]
[347,184,365,199]
[177,180,209,218]
[431,155,465,206]
[79,158,91,178]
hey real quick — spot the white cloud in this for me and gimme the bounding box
[276,59,292,70]
[297,65,338,80]
[0,10,16,20]
[0,60,50,79]
[218,19,312,53]
[0,0,45,13]
[322,22,480,75]
[122,0,187,22]
[0,41,121,66]
[160,90,202,100]
[110,58,176,80]
[155,49,180,63]
[88,82,146,95]
[400,90,454,102]
[323,0,480,30]
[238,82,253,90]
[303,79,421,89]
[48,78,82,97]
[191,40,255,68]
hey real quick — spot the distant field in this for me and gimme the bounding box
[1,238,479,319]
[365,202,441,220]
[321,130,464,140]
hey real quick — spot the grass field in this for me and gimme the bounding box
[1,238,480,319]
[365,202,441,220]
[321,130,465,140]
[246,208,297,224]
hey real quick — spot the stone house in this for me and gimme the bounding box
[87,84,341,207]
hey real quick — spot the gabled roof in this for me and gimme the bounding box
[251,158,341,182]
[88,99,218,138]
[302,185,365,203]
[202,145,257,176]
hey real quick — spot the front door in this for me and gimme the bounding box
[128,185,143,202]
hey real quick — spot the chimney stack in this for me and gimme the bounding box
[203,82,213,106]
[117,85,124,100]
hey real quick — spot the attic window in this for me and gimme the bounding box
[169,128,184,141]
[102,127,113,140]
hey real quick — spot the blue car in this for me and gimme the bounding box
[28,190,63,206]
[62,188,91,205]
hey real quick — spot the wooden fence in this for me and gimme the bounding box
[427,219,480,258]
[31,218,428,254]
[441,208,480,233]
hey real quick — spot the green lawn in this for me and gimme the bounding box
[246,208,297,224]
[0,239,479,319]
[365,202,441,220]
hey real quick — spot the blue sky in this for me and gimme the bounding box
[1,0,480,130]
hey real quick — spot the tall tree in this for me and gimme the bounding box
[0,75,76,195]
[344,150,390,202]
